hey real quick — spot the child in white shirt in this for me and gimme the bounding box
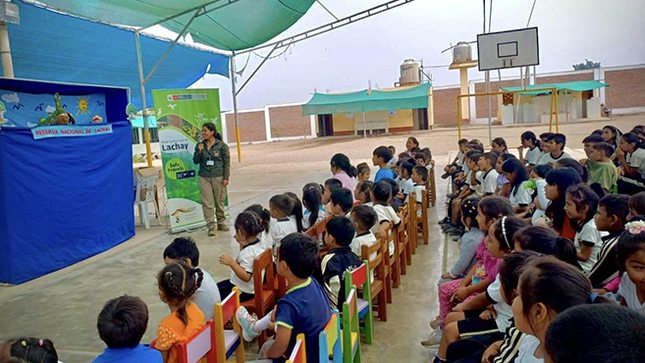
[477,152,499,196]
[617,220,645,314]
[564,184,607,273]
[268,194,300,259]
[371,181,402,256]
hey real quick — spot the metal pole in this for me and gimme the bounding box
[554,90,560,133]
[236,43,280,96]
[0,22,14,78]
[230,55,242,162]
[486,71,492,145]
[135,31,153,167]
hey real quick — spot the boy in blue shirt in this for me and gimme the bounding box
[238,233,331,362]
[93,295,162,363]
[373,146,397,182]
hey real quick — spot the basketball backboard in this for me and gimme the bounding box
[477,27,539,71]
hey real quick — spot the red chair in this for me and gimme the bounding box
[241,249,276,348]
[286,333,307,363]
[176,320,217,363]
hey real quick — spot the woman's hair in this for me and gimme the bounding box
[492,137,508,152]
[478,196,514,223]
[234,211,265,237]
[621,132,645,151]
[501,158,529,196]
[356,162,370,177]
[545,304,645,363]
[302,187,323,228]
[617,217,645,273]
[243,204,270,233]
[1,338,58,363]
[555,158,588,182]
[514,226,578,266]
[157,262,204,325]
[460,197,480,229]
[407,136,419,149]
[330,153,357,178]
[499,251,542,304]
[202,122,222,140]
[629,191,645,218]
[602,125,622,145]
[531,164,552,179]
[519,256,610,333]
[521,131,539,149]
[356,181,373,203]
[284,192,304,233]
[372,180,392,203]
[566,183,601,228]
[545,168,582,232]
[491,216,529,251]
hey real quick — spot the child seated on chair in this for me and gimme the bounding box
[410,166,428,218]
[330,188,353,217]
[163,237,221,320]
[371,180,401,257]
[268,194,299,258]
[155,262,204,363]
[217,212,266,303]
[322,178,343,214]
[236,233,331,363]
[587,142,618,193]
[322,216,362,309]
[93,295,162,363]
[350,204,378,258]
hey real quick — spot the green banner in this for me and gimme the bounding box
[152,89,222,232]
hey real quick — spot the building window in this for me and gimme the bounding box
[149,128,159,142]
[132,128,140,144]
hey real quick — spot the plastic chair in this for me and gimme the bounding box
[344,262,373,345]
[241,249,276,348]
[341,288,361,363]
[319,310,342,363]
[213,288,245,363]
[134,170,161,229]
[287,333,307,363]
[361,240,387,321]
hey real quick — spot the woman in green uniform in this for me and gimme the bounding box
[193,123,230,236]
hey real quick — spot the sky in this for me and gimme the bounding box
[186,0,645,111]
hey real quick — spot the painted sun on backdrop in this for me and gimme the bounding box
[76,96,90,115]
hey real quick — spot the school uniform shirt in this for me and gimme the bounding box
[194,269,221,321]
[456,151,465,166]
[587,159,618,192]
[92,344,163,363]
[408,184,426,217]
[321,247,361,309]
[371,203,401,256]
[400,178,414,196]
[269,218,298,258]
[275,278,331,363]
[303,206,326,230]
[259,230,271,251]
[231,240,265,294]
[387,155,398,166]
[618,273,645,314]
[481,168,499,195]
[514,335,543,363]
[531,179,549,224]
[524,146,542,166]
[624,148,645,182]
[588,232,622,288]
[374,167,396,183]
[509,181,532,208]
[351,231,378,260]
[536,151,573,165]
[472,171,485,197]
[487,274,514,332]
[573,219,606,274]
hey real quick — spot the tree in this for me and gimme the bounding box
[573,59,601,70]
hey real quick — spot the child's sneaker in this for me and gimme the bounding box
[235,306,259,342]
[420,328,442,348]
[429,315,441,330]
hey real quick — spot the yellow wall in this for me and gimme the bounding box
[332,113,356,132]
[332,109,414,132]
[388,109,414,128]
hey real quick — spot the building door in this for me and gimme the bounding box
[317,114,334,136]
[418,108,429,130]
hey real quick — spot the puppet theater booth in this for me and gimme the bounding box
[0,78,135,284]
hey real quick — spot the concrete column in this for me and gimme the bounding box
[459,68,469,120]
[264,106,272,142]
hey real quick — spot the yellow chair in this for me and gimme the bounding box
[213,288,245,363]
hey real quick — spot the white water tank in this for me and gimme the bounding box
[399,59,420,85]
[452,42,473,64]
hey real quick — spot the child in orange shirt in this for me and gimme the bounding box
[156,262,205,363]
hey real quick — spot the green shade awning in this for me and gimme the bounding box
[27,0,315,51]
[502,80,609,95]
[302,83,432,116]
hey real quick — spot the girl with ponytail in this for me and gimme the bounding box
[511,256,610,362]
[330,153,358,202]
[513,225,579,268]
[617,132,645,195]
[156,261,205,363]
[0,337,58,363]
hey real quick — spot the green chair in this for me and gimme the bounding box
[341,287,361,363]
[344,261,373,344]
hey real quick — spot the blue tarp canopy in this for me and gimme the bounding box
[0,78,135,284]
[3,2,230,109]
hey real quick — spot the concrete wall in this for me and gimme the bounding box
[268,105,311,139]
[432,87,461,127]
[605,67,645,110]
[223,109,266,143]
